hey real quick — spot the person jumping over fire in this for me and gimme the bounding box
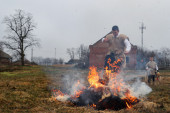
[102,25,131,72]
[146,56,159,85]
[99,25,131,87]
[102,25,131,70]
[99,25,132,99]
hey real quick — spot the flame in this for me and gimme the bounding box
[91,104,96,108]
[52,89,70,102]
[126,102,132,109]
[123,89,139,109]
[52,89,65,97]
[53,58,139,109]
[71,80,85,98]
[87,58,139,109]
[52,80,85,100]
[71,90,83,99]
[88,66,104,88]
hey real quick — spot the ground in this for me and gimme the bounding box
[0,65,169,113]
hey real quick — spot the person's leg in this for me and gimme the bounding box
[148,75,151,83]
[104,53,115,70]
[114,54,124,72]
[104,55,110,69]
[103,53,116,85]
[152,75,155,85]
[152,75,154,82]
[119,53,126,69]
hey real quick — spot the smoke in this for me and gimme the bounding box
[106,71,152,99]
[62,71,86,95]
[56,95,70,102]
[130,78,152,98]
[120,70,152,98]
[47,66,152,104]
[42,67,86,102]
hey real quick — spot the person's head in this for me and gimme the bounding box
[149,56,154,61]
[112,25,119,37]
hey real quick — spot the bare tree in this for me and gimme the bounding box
[33,56,46,65]
[59,58,64,64]
[67,48,75,59]
[77,44,90,68]
[66,45,89,68]
[160,47,170,67]
[160,47,170,58]
[2,9,40,66]
[43,58,52,65]
[136,47,170,69]
[12,52,20,61]
[53,58,59,65]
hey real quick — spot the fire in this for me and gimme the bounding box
[52,89,65,97]
[71,90,83,99]
[52,89,69,102]
[91,104,96,108]
[88,66,104,88]
[71,80,85,98]
[52,58,140,110]
[126,102,132,109]
[123,89,139,109]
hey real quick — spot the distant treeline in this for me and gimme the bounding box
[32,57,64,65]
[136,47,170,69]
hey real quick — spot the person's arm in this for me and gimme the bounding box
[124,39,131,53]
[102,37,109,42]
[102,34,113,43]
[146,62,149,70]
[156,65,158,70]
[156,64,159,72]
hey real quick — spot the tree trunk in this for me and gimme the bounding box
[21,38,25,66]
[21,53,25,66]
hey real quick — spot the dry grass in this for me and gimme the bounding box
[146,71,170,113]
[0,66,56,112]
[0,65,169,113]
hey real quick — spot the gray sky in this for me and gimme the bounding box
[0,0,170,61]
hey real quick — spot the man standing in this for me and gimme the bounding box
[146,56,159,85]
[102,25,131,69]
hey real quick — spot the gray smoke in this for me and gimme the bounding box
[130,78,152,98]
[106,70,152,98]
[62,71,86,95]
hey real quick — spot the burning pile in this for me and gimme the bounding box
[52,58,140,110]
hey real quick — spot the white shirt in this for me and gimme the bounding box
[124,39,131,53]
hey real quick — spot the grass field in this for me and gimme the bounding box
[0,65,169,113]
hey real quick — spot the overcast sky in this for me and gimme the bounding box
[0,0,170,62]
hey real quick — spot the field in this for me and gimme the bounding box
[0,65,169,113]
